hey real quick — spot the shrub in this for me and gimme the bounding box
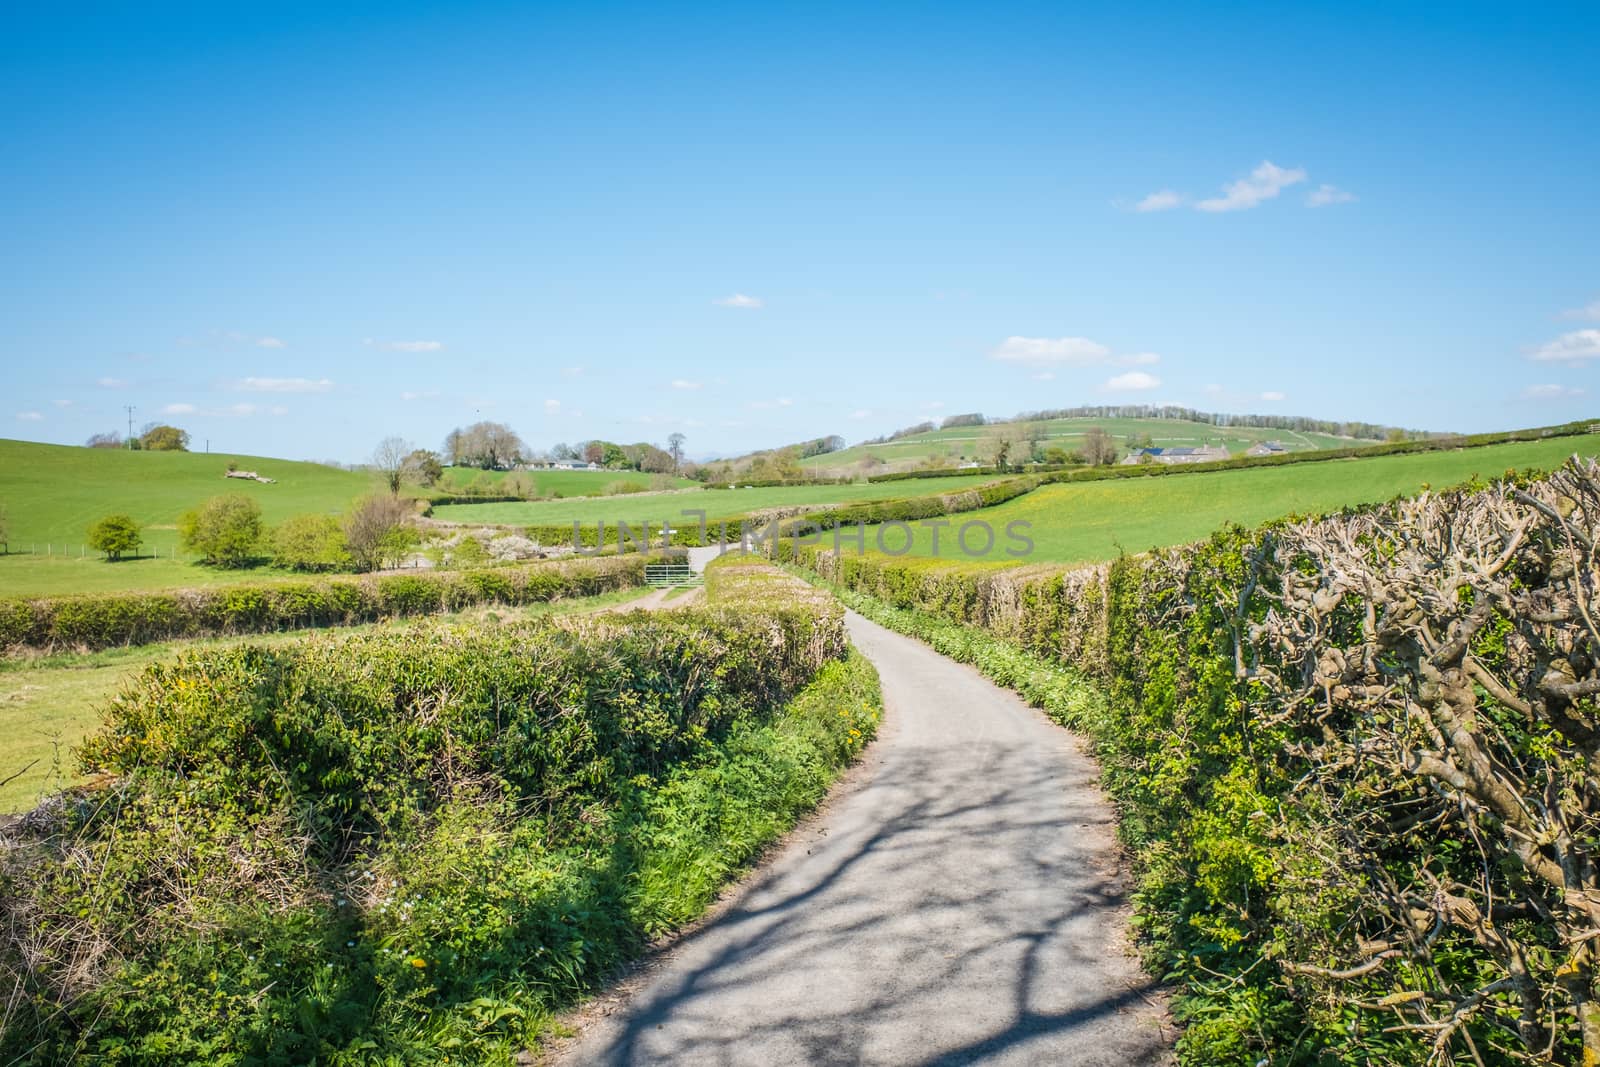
[0,555,649,651]
[179,494,263,567]
[344,494,418,571]
[269,513,350,571]
[0,563,869,1062]
[86,514,143,561]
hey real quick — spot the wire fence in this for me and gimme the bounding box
[2,544,184,560]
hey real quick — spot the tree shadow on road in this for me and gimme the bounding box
[571,733,1172,1066]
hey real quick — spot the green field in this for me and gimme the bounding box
[437,465,696,495]
[0,584,656,814]
[801,416,1358,474]
[0,440,703,596]
[0,438,386,554]
[822,436,1599,566]
[431,473,1004,528]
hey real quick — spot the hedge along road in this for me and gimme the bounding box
[555,610,1172,1066]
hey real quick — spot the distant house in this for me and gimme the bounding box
[1245,441,1289,458]
[547,459,601,471]
[1120,445,1231,466]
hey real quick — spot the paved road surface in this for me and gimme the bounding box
[557,610,1171,1066]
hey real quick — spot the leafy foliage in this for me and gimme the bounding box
[269,513,351,571]
[85,514,142,561]
[137,423,190,452]
[0,555,646,652]
[178,494,264,567]
[0,562,876,1064]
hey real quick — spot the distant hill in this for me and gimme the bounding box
[794,415,1369,477]
[703,406,1426,479]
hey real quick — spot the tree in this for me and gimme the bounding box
[86,514,143,561]
[269,514,350,571]
[179,495,263,567]
[549,441,578,462]
[1080,427,1117,466]
[86,431,124,449]
[138,424,190,452]
[667,432,686,473]
[444,421,526,469]
[404,449,443,486]
[0,502,8,553]
[372,436,412,495]
[343,495,417,572]
[639,444,674,474]
[981,427,1015,469]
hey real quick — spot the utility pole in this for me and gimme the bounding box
[125,405,135,448]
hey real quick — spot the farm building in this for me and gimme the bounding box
[1120,445,1232,466]
[1245,441,1289,457]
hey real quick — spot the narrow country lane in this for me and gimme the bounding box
[556,609,1172,1066]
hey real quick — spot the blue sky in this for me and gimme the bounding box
[3,1,1597,462]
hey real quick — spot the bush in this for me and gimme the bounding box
[85,513,142,561]
[345,494,417,572]
[269,513,350,571]
[0,555,650,652]
[0,563,871,1062]
[179,494,263,567]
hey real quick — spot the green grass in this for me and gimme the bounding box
[801,415,1357,474]
[431,473,1004,527]
[830,436,1600,565]
[0,584,657,814]
[436,466,696,495]
[0,438,388,560]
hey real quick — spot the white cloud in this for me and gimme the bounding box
[399,389,439,401]
[1562,299,1600,321]
[544,399,561,413]
[1134,189,1184,213]
[15,410,43,422]
[53,399,73,408]
[1032,371,1056,382]
[1522,383,1587,400]
[1527,329,1600,364]
[1119,352,1162,366]
[256,336,287,349]
[671,379,702,390]
[563,365,585,377]
[1195,160,1307,213]
[364,338,443,352]
[269,405,289,416]
[97,377,129,388]
[1104,371,1162,391]
[159,401,261,417]
[714,293,764,309]
[850,409,872,420]
[1306,184,1356,207]
[1260,390,1287,402]
[236,376,335,393]
[990,336,1112,366]
[748,396,794,410]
